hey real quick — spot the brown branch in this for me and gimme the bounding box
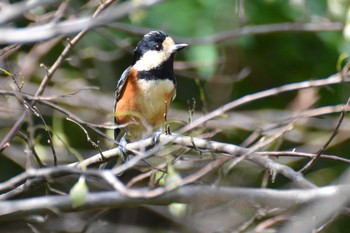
[66,117,105,159]
[255,216,289,232]
[299,98,350,174]
[260,151,350,164]
[71,133,315,189]
[177,73,349,135]
[280,176,350,232]
[0,167,118,199]
[0,143,9,153]
[180,22,344,44]
[0,44,21,57]
[109,21,344,45]
[2,73,347,196]
[0,167,83,196]
[2,73,347,197]
[16,130,47,168]
[0,0,57,25]
[0,0,116,150]
[0,130,316,199]
[0,0,164,44]
[0,90,116,145]
[189,104,350,133]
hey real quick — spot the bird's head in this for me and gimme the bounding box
[132,31,187,71]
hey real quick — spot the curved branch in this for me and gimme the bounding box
[178,73,349,135]
[0,0,57,25]
[73,133,316,189]
[109,21,344,45]
[0,185,348,220]
[0,0,116,150]
[0,0,164,44]
[0,130,316,200]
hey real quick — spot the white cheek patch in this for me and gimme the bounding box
[133,36,176,71]
[133,50,171,71]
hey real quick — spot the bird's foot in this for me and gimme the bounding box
[152,131,162,146]
[100,136,128,171]
[118,136,129,162]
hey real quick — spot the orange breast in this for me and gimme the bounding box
[115,69,176,141]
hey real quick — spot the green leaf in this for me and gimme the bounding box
[152,170,166,186]
[69,176,89,208]
[187,44,218,78]
[165,160,182,186]
[168,203,187,217]
[337,53,348,71]
[0,68,13,77]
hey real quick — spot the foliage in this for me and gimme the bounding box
[0,0,350,232]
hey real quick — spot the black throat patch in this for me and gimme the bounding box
[136,54,176,84]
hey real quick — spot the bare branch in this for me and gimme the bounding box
[280,167,350,233]
[0,0,57,25]
[0,0,164,44]
[261,151,350,164]
[1,1,349,231]
[109,21,344,45]
[0,0,117,150]
[179,22,343,44]
[0,130,317,199]
[178,73,350,135]
[71,133,315,189]
[0,185,349,220]
[299,98,350,173]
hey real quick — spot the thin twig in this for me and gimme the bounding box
[299,98,350,174]
[16,132,47,168]
[0,0,117,150]
[178,73,349,136]
[69,133,315,189]
[33,106,58,166]
[66,117,105,159]
[0,0,164,44]
[0,130,316,199]
[0,0,57,25]
[108,21,344,45]
[260,151,350,164]
[0,44,21,57]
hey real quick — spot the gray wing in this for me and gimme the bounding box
[114,66,131,140]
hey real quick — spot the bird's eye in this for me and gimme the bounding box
[155,44,161,51]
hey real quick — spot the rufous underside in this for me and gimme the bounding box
[115,69,175,140]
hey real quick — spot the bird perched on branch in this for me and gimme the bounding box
[111,30,187,165]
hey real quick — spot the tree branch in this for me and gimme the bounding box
[0,0,117,150]
[0,0,57,25]
[177,73,350,135]
[0,185,348,220]
[108,21,344,45]
[72,133,316,189]
[0,0,164,44]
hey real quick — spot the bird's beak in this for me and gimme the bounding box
[171,43,188,53]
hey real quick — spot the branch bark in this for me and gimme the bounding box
[0,185,348,220]
[0,0,164,44]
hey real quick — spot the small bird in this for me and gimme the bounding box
[113,31,187,162]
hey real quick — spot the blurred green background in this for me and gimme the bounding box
[1,0,350,232]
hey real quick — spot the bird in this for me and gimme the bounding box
[112,30,188,164]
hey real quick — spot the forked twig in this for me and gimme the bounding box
[299,98,350,174]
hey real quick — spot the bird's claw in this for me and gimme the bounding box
[119,137,129,162]
[152,131,162,145]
